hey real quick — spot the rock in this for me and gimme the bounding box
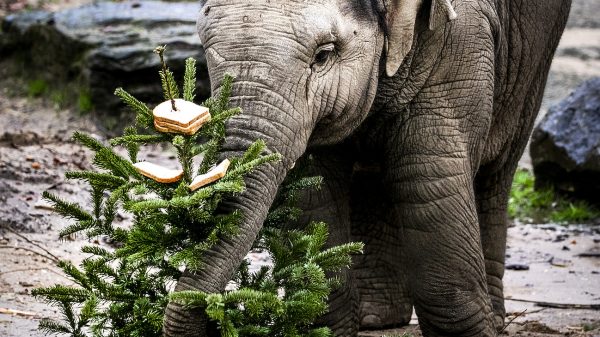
[530,78,600,205]
[1,1,209,113]
[506,263,530,271]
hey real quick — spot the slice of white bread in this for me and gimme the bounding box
[133,161,184,183]
[153,99,210,128]
[189,159,231,191]
[154,112,211,135]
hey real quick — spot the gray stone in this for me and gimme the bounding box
[530,77,600,205]
[1,1,209,112]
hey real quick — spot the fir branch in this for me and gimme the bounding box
[93,148,140,179]
[59,220,96,239]
[217,74,234,113]
[72,131,105,152]
[168,242,211,271]
[172,135,194,184]
[102,182,138,236]
[225,153,282,179]
[43,191,93,222]
[118,221,168,264]
[123,126,141,162]
[81,245,113,259]
[38,318,72,335]
[91,186,104,219]
[307,327,332,337]
[264,206,302,228]
[208,107,242,124]
[154,45,179,110]
[183,57,197,102]
[109,134,168,147]
[170,180,245,209]
[169,290,209,308]
[125,199,170,212]
[311,242,364,272]
[197,138,223,174]
[306,222,328,256]
[65,171,127,190]
[79,296,99,327]
[213,210,243,237]
[114,87,153,128]
[58,261,91,289]
[33,285,90,303]
[238,139,266,166]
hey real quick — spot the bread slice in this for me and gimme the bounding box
[154,112,211,135]
[133,161,184,183]
[153,99,210,128]
[189,159,231,191]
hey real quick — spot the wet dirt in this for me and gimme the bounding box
[1,0,600,336]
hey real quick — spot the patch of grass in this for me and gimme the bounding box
[551,201,600,223]
[77,90,93,114]
[582,321,600,331]
[27,79,48,97]
[50,90,67,109]
[509,169,599,224]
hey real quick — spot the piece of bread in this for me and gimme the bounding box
[133,161,184,183]
[189,159,231,191]
[154,112,211,135]
[153,99,210,128]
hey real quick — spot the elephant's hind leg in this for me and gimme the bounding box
[351,167,413,330]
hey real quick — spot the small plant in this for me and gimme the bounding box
[50,90,68,109]
[582,321,600,332]
[77,90,94,114]
[508,169,599,223]
[28,79,48,97]
[34,46,361,337]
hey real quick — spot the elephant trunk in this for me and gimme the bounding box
[163,78,307,336]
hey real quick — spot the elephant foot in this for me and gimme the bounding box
[494,314,505,332]
[354,265,412,329]
[490,293,506,332]
[359,300,412,329]
[317,277,360,337]
[325,317,359,337]
[486,272,506,332]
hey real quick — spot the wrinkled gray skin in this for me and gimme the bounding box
[164,0,571,336]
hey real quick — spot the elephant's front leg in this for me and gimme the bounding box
[350,165,413,329]
[295,147,359,336]
[387,117,496,336]
[475,165,514,330]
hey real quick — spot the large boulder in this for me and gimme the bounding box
[530,77,600,205]
[0,1,209,113]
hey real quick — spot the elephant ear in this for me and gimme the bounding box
[384,0,457,77]
[429,0,458,30]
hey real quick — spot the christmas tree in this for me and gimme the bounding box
[33,46,362,337]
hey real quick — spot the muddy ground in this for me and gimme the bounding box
[1,0,600,336]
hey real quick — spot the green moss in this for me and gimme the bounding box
[27,79,48,97]
[509,169,599,224]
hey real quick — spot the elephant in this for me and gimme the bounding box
[163,0,571,336]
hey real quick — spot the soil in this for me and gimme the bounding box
[1,0,599,336]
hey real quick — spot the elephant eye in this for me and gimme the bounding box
[312,43,336,70]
